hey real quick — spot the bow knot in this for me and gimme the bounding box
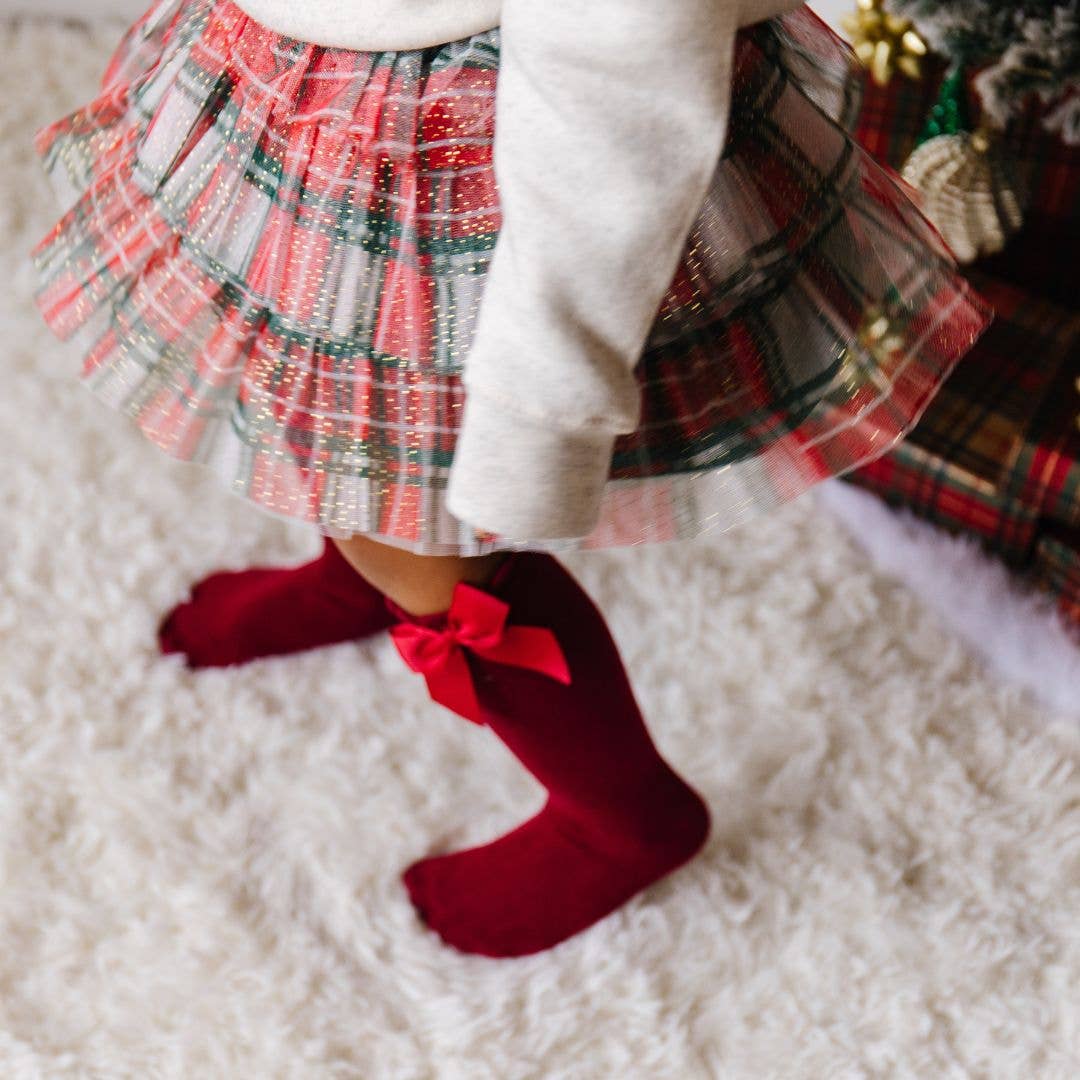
[388,583,571,725]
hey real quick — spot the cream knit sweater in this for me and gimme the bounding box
[232,0,807,540]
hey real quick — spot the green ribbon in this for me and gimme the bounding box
[914,60,971,147]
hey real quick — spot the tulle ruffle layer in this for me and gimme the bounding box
[32,0,993,554]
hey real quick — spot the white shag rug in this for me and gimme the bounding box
[2,17,1079,1079]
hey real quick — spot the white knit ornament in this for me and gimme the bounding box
[900,127,1026,263]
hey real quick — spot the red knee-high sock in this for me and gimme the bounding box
[158,537,395,668]
[386,550,710,958]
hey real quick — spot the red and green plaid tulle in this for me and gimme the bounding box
[31,0,994,555]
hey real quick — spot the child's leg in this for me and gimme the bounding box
[372,544,711,958]
[157,533,509,668]
[330,535,509,616]
[158,536,399,668]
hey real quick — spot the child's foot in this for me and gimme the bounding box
[403,781,709,958]
[158,540,395,668]
[386,550,712,957]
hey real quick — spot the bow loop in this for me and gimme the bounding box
[388,582,571,725]
[445,585,509,655]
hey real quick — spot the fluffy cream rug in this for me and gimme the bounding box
[2,17,1078,1079]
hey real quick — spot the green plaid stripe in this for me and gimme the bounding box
[847,441,1042,564]
[1029,521,1080,643]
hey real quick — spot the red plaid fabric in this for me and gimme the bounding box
[845,270,1080,563]
[1031,521,1080,645]
[1003,329,1080,531]
[31,0,992,555]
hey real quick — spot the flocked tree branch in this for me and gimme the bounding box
[890,0,1079,139]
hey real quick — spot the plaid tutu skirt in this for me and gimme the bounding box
[31,0,993,555]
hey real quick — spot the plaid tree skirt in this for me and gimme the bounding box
[844,270,1080,563]
[841,60,1080,634]
[1032,521,1080,644]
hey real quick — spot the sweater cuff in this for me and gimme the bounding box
[446,389,616,541]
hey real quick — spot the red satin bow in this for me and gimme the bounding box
[388,582,572,726]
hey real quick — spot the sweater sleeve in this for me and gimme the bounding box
[445,0,742,541]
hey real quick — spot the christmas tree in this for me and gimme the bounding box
[889,0,1079,140]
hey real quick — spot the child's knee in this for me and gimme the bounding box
[331,535,508,616]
